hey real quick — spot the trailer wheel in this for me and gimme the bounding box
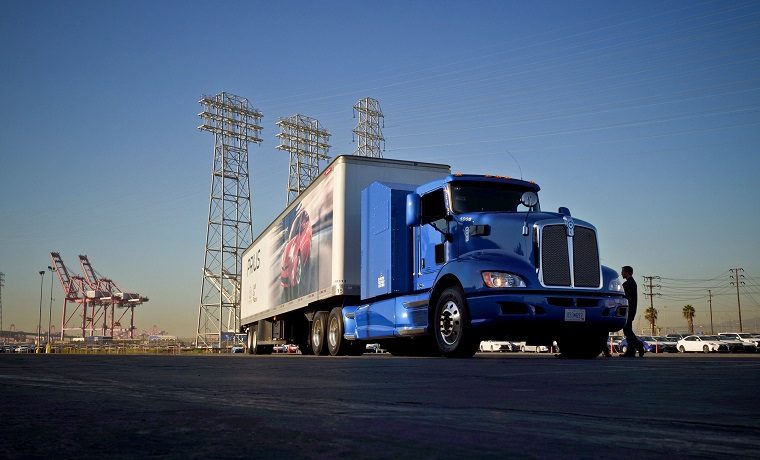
[246,326,257,355]
[433,287,478,358]
[327,307,347,356]
[247,325,273,355]
[311,312,328,356]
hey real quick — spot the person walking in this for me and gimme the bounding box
[620,265,645,357]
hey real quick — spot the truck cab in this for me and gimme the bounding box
[350,174,628,358]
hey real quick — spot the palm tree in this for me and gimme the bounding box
[644,306,658,336]
[682,305,696,334]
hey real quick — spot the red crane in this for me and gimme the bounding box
[50,252,94,340]
[78,255,148,339]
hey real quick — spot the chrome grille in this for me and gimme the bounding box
[541,225,570,286]
[573,227,600,287]
[540,223,600,288]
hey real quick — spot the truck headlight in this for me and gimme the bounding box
[482,272,526,288]
[608,277,624,292]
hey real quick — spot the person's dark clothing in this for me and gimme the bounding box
[622,276,643,356]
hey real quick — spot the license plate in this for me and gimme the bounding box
[565,309,586,322]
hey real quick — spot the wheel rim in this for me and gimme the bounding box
[295,255,302,285]
[328,316,340,349]
[312,319,322,350]
[438,300,461,346]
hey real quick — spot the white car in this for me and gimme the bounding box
[479,340,517,352]
[718,333,759,352]
[515,342,551,353]
[677,335,729,353]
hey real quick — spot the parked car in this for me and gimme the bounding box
[665,333,691,341]
[619,336,674,354]
[231,345,245,353]
[273,343,299,354]
[515,342,550,353]
[715,334,754,352]
[718,333,759,352]
[676,335,729,353]
[479,340,519,352]
[606,335,623,353]
[653,336,679,353]
[365,343,386,353]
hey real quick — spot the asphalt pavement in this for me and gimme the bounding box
[1,353,759,459]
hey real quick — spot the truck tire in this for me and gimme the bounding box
[247,326,273,355]
[327,307,348,356]
[311,311,329,356]
[558,332,606,359]
[246,326,257,355]
[433,287,478,358]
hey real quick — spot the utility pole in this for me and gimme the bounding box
[729,268,745,332]
[708,289,714,334]
[642,275,661,334]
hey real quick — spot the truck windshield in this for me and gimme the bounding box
[450,182,539,214]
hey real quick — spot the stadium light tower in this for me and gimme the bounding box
[196,92,262,349]
[353,97,385,158]
[276,115,330,205]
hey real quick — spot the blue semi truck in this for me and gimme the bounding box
[241,156,628,358]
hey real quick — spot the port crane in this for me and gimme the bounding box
[49,252,148,340]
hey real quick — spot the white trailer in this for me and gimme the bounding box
[241,155,450,353]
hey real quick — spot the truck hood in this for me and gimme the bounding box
[451,211,594,264]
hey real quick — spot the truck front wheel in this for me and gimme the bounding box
[433,287,478,358]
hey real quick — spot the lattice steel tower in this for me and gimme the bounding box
[276,115,331,205]
[353,97,385,158]
[196,92,263,349]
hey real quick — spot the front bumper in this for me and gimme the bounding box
[466,290,628,337]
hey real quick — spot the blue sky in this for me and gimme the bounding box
[1,0,759,337]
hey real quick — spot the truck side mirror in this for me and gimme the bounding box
[520,191,538,208]
[406,193,421,227]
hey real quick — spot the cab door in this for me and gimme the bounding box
[414,188,449,291]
